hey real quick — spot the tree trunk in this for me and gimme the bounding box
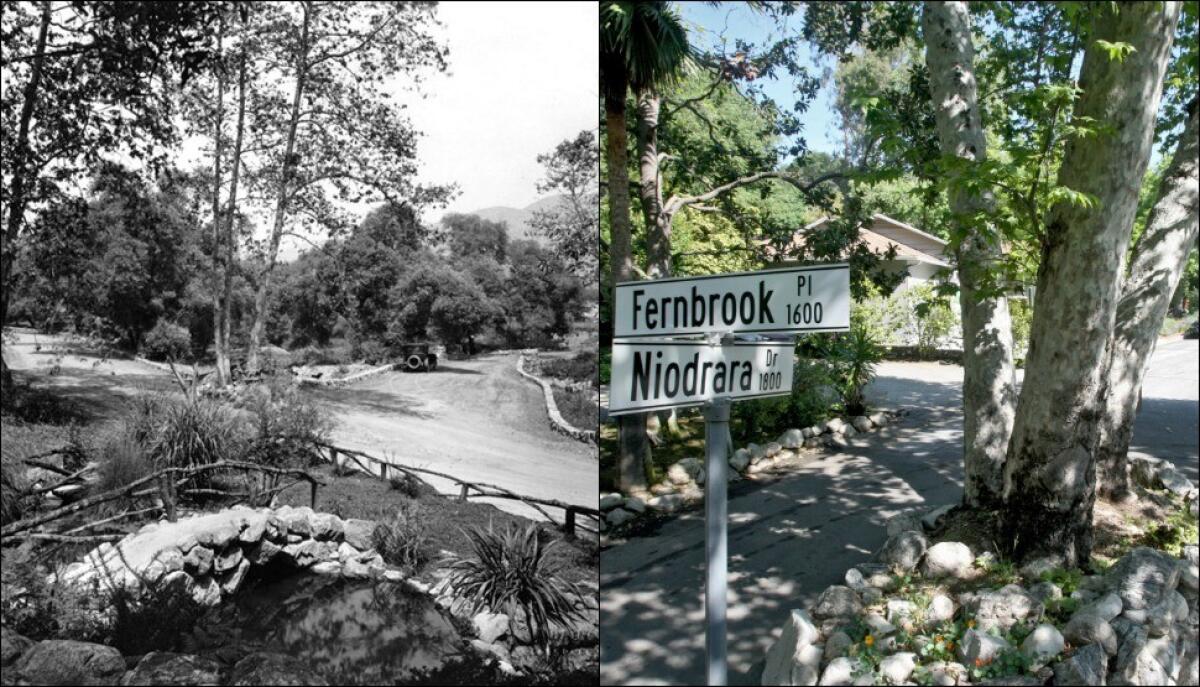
[247,2,310,374]
[1,0,51,333]
[210,14,227,386]
[604,58,650,493]
[218,5,249,387]
[1000,2,1179,567]
[922,1,1018,509]
[1096,100,1199,499]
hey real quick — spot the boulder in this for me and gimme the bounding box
[807,425,823,437]
[341,519,375,550]
[606,508,635,527]
[473,611,510,644]
[854,563,896,590]
[968,586,1038,632]
[1064,613,1118,656]
[191,576,221,606]
[957,629,1010,667]
[926,661,966,686]
[879,652,916,685]
[647,494,685,513]
[1052,642,1107,687]
[886,599,913,626]
[817,656,858,686]
[194,520,240,549]
[779,429,805,449]
[842,426,858,438]
[12,640,125,686]
[861,587,884,606]
[1159,466,1194,497]
[868,412,888,427]
[824,631,853,661]
[1027,580,1062,603]
[1110,623,1176,686]
[599,493,623,511]
[228,652,327,686]
[921,504,955,532]
[825,417,847,435]
[184,545,214,576]
[1108,546,1182,611]
[878,530,928,572]
[1178,639,1199,687]
[245,539,282,566]
[927,594,955,625]
[885,511,924,537]
[624,496,647,514]
[120,652,222,686]
[219,558,251,595]
[238,512,268,543]
[921,542,973,579]
[730,451,751,473]
[812,585,862,620]
[1082,591,1123,622]
[761,609,820,686]
[1144,589,1189,637]
[667,460,697,485]
[0,626,34,668]
[764,442,783,458]
[851,416,873,433]
[282,540,334,567]
[864,613,896,637]
[309,513,343,540]
[1020,623,1065,663]
[212,546,243,574]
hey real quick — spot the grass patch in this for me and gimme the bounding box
[372,501,431,573]
[540,350,597,387]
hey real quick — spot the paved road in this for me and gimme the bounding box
[599,338,1198,686]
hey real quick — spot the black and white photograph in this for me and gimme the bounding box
[1,1,599,685]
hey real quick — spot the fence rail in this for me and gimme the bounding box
[314,442,600,539]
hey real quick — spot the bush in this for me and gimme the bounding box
[151,397,246,476]
[540,350,598,386]
[388,471,422,498]
[93,424,154,513]
[372,502,430,573]
[732,356,839,441]
[239,377,333,469]
[142,320,192,362]
[352,339,389,365]
[445,522,585,647]
[553,388,597,431]
[824,325,883,416]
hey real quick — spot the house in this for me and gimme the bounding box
[797,213,953,289]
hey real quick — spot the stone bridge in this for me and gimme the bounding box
[57,505,390,605]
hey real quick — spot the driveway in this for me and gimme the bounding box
[599,338,1198,685]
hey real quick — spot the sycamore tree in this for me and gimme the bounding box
[530,130,600,281]
[239,1,452,373]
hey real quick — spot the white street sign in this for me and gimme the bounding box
[608,339,795,416]
[613,264,850,339]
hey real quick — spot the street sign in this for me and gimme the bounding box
[607,338,795,416]
[613,264,850,339]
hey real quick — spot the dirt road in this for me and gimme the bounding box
[294,353,598,521]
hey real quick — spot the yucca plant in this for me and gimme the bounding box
[372,502,430,573]
[445,522,585,648]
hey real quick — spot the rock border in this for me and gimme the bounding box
[516,350,598,445]
[599,410,904,540]
[293,362,396,388]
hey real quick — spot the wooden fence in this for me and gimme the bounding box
[315,442,600,540]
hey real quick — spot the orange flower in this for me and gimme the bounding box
[967,619,976,629]
[864,635,875,647]
[975,658,987,668]
[947,641,955,651]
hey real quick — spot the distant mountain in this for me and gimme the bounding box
[461,195,570,244]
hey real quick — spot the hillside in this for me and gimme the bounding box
[464,194,570,244]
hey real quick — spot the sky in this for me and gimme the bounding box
[392,1,599,219]
[678,2,842,161]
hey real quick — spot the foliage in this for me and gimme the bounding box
[1043,596,1080,625]
[823,324,883,416]
[444,522,585,647]
[539,350,598,387]
[1010,298,1034,357]
[967,646,1031,682]
[150,395,247,488]
[238,377,332,470]
[388,471,422,499]
[1039,567,1084,596]
[0,451,30,526]
[142,320,192,361]
[553,387,598,432]
[974,555,1021,587]
[732,357,839,440]
[93,424,154,512]
[529,130,599,279]
[372,502,430,574]
[1141,499,1199,557]
[897,283,958,354]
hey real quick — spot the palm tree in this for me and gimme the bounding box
[600,1,691,492]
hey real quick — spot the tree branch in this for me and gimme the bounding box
[665,170,850,214]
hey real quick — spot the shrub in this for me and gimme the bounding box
[553,387,597,431]
[239,377,333,469]
[142,320,192,362]
[388,471,422,498]
[93,424,154,513]
[732,356,839,440]
[0,451,31,526]
[444,522,585,647]
[151,397,246,478]
[1142,500,1199,557]
[825,324,882,416]
[372,502,430,573]
[540,350,598,386]
[353,339,389,365]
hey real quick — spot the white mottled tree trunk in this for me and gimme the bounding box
[1000,2,1179,567]
[1097,101,1199,499]
[922,1,1018,508]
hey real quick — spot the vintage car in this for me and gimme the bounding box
[395,342,444,371]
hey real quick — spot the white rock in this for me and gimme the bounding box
[764,442,783,458]
[599,493,623,511]
[761,609,820,686]
[730,449,751,472]
[885,511,924,537]
[1064,613,1118,656]
[1020,623,1065,663]
[864,612,896,636]
[824,631,853,661]
[879,652,916,685]
[851,416,873,433]
[957,628,1010,666]
[825,417,847,434]
[473,611,510,644]
[817,656,857,686]
[921,504,955,531]
[927,594,955,625]
[748,443,767,463]
[647,494,684,513]
[812,585,862,619]
[922,541,973,578]
[878,530,929,572]
[868,412,888,427]
[779,429,805,449]
[1082,591,1123,622]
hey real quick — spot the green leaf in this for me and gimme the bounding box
[1095,39,1137,63]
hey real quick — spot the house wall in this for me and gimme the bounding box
[870,219,950,260]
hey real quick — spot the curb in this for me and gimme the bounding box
[516,350,598,446]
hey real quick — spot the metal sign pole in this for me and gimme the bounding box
[704,395,730,686]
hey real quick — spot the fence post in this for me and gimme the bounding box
[380,462,389,481]
[161,475,177,523]
[459,484,470,501]
[563,507,576,540]
[310,480,318,510]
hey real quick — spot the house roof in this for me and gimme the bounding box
[800,213,950,268]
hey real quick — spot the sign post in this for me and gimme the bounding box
[609,264,850,686]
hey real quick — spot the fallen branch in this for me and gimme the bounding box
[22,463,95,498]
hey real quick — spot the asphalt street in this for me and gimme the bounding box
[599,338,1198,685]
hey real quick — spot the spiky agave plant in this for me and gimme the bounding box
[445,521,585,648]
